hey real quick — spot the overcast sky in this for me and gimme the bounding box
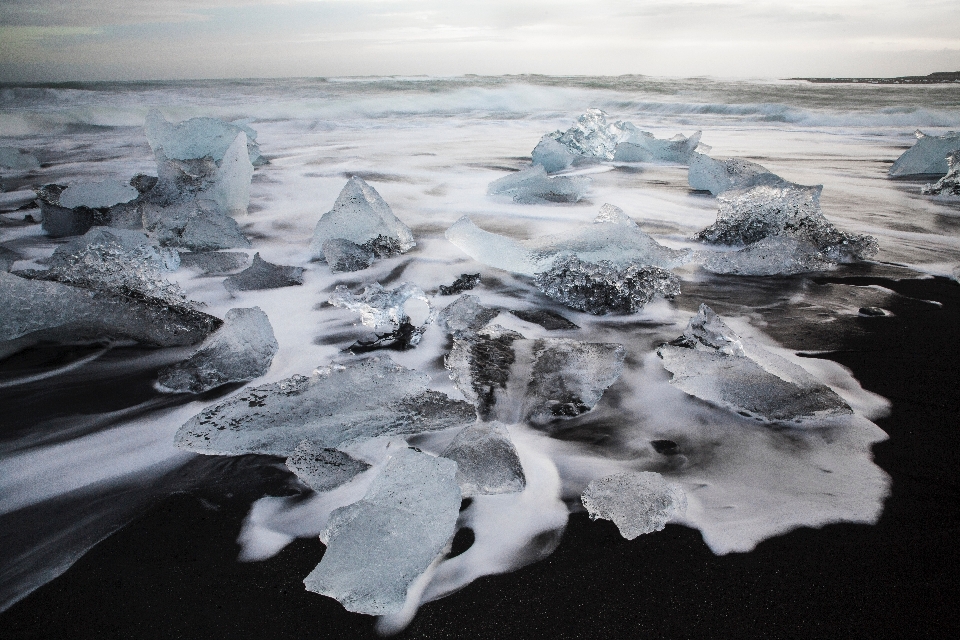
[1,0,959,82]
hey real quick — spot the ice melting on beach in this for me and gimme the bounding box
[437,294,500,334]
[223,253,304,293]
[697,236,834,276]
[889,129,960,177]
[688,154,784,195]
[657,305,852,422]
[286,441,372,493]
[442,422,526,497]
[157,306,278,393]
[303,448,461,615]
[0,147,40,171]
[487,166,590,203]
[581,471,686,540]
[58,180,139,210]
[921,152,960,196]
[329,282,434,350]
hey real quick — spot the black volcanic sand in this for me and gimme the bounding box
[3,275,960,639]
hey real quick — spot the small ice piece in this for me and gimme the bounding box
[437,295,499,334]
[531,135,578,173]
[223,253,304,293]
[921,152,960,196]
[285,441,371,492]
[175,356,476,457]
[329,282,433,341]
[509,309,579,331]
[688,153,784,195]
[0,147,40,171]
[581,471,687,540]
[157,307,278,393]
[487,166,590,203]
[50,227,180,273]
[553,109,628,161]
[143,200,251,251]
[322,238,375,272]
[178,251,250,275]
[613,126,702,164]
[130,174,159,194]
[695,184,879,263]
[0,246,23,272]
[145,109,265,167]
[310,177,415,261]
[438,273,481,296]
[657,304,852,422]
[889,129,960,177]
[697,236,834,276]
[534,255,680,314]
[34,184,103,238]
[441,422,525,497]
[303,448,461,615]
[58,181,138,210]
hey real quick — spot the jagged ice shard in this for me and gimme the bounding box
[285,441,371,493]
[441,422,526,497]
[487,166,590,203]
[889,129,960,177]
[581,472,687,540]
[303,448,461,615]
[329,282,434,350]
[145,108,265,167]
[175,356,475,457]
[921,152,960,197]
[688,153,785,195]
[657,305,852,423]
[223,253,303,293]
[696,236,835,276]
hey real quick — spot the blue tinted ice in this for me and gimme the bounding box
[0,147,40,171]
[58,181,138,210]
[889,129,960,177]
[441,422,526,497]
[145,109,264,165]
[688,153,784,195]
[487,166,590,203]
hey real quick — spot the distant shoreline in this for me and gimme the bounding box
[793,71,960,84]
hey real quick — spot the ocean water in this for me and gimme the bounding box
[1,76,959,631]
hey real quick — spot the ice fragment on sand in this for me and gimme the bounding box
[0,147,40,171]
[50,227,180,272]
[657,304,852,422]
[442,422,525,497]
[613,126,702,164]
[531,135,578,173]
[35,182,143,238]
[581,471,686,540]
[303,448,460,615]
[534,255,680,314]
[223,253,303,293]
[322,239,375,273]
[0,246,23,272]
[889,129,960,177]
[695,184,878,264]
[697,236,834,276]
[921,152,960,196]
[438,273,481,296]
[438,295,499,334]
[157,307,278,393]
[330,283,433,351]
[175,356,475,457]
[509,308,579,331]
[487,166,589,203]
[143,200,251,251]
[688,153,784,195]
[178,251,250,275]
[310,177,414,261]
[58,181,138,210]
[145,108,264,166]
[285,441,371,492]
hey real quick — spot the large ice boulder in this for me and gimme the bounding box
[921,152,960,196]
[303,448,461,615]
[581,471,687,539]
[487,166,590,203]
[145,109,265,167]
[613,126,702,164]
[441,422,526,497]
[688,154,785,195]
[310,177,415,262]
[889,130,960,177]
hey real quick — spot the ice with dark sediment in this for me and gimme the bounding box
[157,307,278,393]
[446,324,625,423]
[695,183,879,264]
[303,448,461,615]
[143,200,251,252]
[441,422,525,497]
[329,283,434,351]
[0,246,21,272]
[175,356,476,457]
[921,152,960,196]
[437,273,481,296]
[310,177,415,262]
[696,236,835,276]
[49,227,180,272]
[285,441,371,492]
[688,153,785,195]
[657,304,853,422]
[437,295,499,334]
[178,251,250,275]
[581,471,687,540]
[446,204,691,277]
[0,147,40,171]
[223,253,304,293]
[889,129,960,177]
[35,181,143,238]
[487,166,590,203]
[509,308,579,331]
[322,238,375,273]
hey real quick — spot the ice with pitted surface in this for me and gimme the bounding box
[303,448,461,615]
[157,307,278,393]
[487,166,590,203]
[50,228,180,273]
[330,282,433,331]
[178,251,250,275]
[889,129,960,177]
[441,422,525,497]
[688,154,785,195]
[581,471,687,539]
[322,239,376,272]
[696,236,834,276]
[175,356,476,457]
[285,441,371,492]
[921,152,960,196]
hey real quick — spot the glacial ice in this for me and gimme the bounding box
[441,422,525,497]
[178,251,250,275]
[34,183,141,238]
[657,305,853,422]
[889,130,960,177]
[509,308,579,330]
[0,147,40,171]
[695,183,879,264]
[0,246,21,272]
[696,236,834,276]
[285,441,371,492]
[531,135,578,173]
[58,181,139,210]
[157,307,278,393]
[303,448,461,615]
[613,126,702,164]
[437,273,481,296]
[581,471,687,540]
[446,326,625,423]
[921,152,960,196]
[688,153,784,195]
[145,109,265,166]
[175,356,476,457]
[322,239,375,273]
[437,295,499,334]
[143,200,251,251]
[330,283,432,330]
[487,166,590,203]
[50,227,180,273]
[310,177,415,261]
[223,253,304,293]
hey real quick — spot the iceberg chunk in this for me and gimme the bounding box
[889,129,960,177]
[35,182,142,238]
[688,153,784,195]
[285,441,371,492]
[50,227,180,273]
[330,283,434,351]
[581,471,686,540]
[0,147,40,171]
[143,200,251,251]
[58,180,138,210]
[178,251,250,275]
[696,236,834,276]
[921,152,960,196]
[310,177,415,261]
[441,422,525,497]
[157,306,278,393]
[223,253,304,293]
[531,135,578,173]
[437,295,499,334]
[437,273,481,296]
[145,109,265,166]
[321,239,375,273]
[175,356,476,457]
[487,166,590,203]
[613,126,702,164]
[303,448,460,615]
[656,305,853,422]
